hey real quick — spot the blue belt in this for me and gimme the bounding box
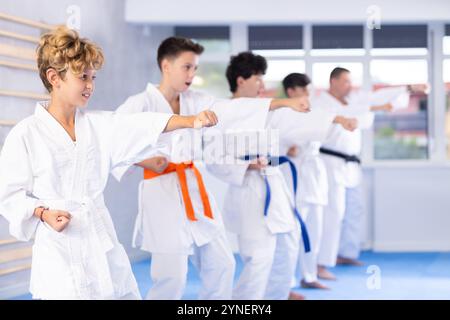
[243,155,311,253]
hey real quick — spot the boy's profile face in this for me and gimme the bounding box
[236,73,265,98]
[161,51,199,92]
[287,86,310,99]
[54,68,96,108]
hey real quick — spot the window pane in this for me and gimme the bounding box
[248,25,303,50]
[372,24,427,48]
[444,36,450,55]
[371,60,429,160]
[264,59,305,97]
[175,26,229,40]
[312,25,364,49]
[312,62,363,90]
[444,24,450,55]
[175,26,231,55]
[196,39,231,55]
[192,62,229,98]
[371,59,427,85]
[444,59,450,158]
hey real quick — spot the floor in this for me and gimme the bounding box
[11,251,450,300]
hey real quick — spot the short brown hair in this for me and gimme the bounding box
[36,26,104,92]
[157,36,204,70]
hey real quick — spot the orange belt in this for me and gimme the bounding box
[143,161,214,221]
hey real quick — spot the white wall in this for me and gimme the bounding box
[125,0,450,24]
[370,165,450,251]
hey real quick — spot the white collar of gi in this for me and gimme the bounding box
[34,101,84,148]
[145,82,188,115]
[321,90,351,109]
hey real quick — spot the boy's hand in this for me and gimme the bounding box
[334,116,358,132]
[137,156,169,173]
[380,103,393,112]
[287,146,299,157]
[370,103,393,112]
[193,110,218,128]
[407,84,429,94]
[248,156,269,170]
[270,97,310,112]
[285,97,311,113]
[41,209,71,232]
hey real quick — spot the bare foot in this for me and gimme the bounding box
[288,291,306,300]
[336,256,364,266]
[300,279,330,290]
[317,265,337,280]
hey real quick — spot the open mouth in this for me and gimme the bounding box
[185,82,192,86]
[82,93,91,99]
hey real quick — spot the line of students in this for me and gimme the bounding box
[281,71,412,293]
[0,26,413,300]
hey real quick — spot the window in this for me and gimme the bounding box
[192,62,229,98]
[371,59,428,160]
[175,26,231,55]
[248,26,303,51]
[370,25,429,160]
[372,24,428,56]
[256,57,306,98]
[444,27,450,55]
[312,62,363,90]
[309,25,365,98]
[249,25,304,97]
[176,26,231,98]
[311,25,365,56]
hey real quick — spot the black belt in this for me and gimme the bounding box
[319,147,361,164]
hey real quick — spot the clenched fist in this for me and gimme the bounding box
[334,116,358,132]
[193,110,218,128]
[35,208,71,232]
[288,96,311,113]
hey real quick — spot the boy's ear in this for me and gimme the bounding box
[161,58,171,74]
[286,87,294,97]
[236,76,245,88]
[46,68,61,89]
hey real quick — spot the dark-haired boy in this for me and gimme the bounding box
[115,38,311,300]
[208,52,331,300]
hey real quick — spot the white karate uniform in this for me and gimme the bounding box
[279,104,336,285]
[317,87,409,267]
[287,141,328,285]
[115,83,271,300]
[208,106,334,299]
[0,102,172,300]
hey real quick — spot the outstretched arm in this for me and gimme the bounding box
[370,103,393,112]
[163,110,218,132]
[270,97,311,113]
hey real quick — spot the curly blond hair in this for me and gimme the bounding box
[36,26,104,92]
